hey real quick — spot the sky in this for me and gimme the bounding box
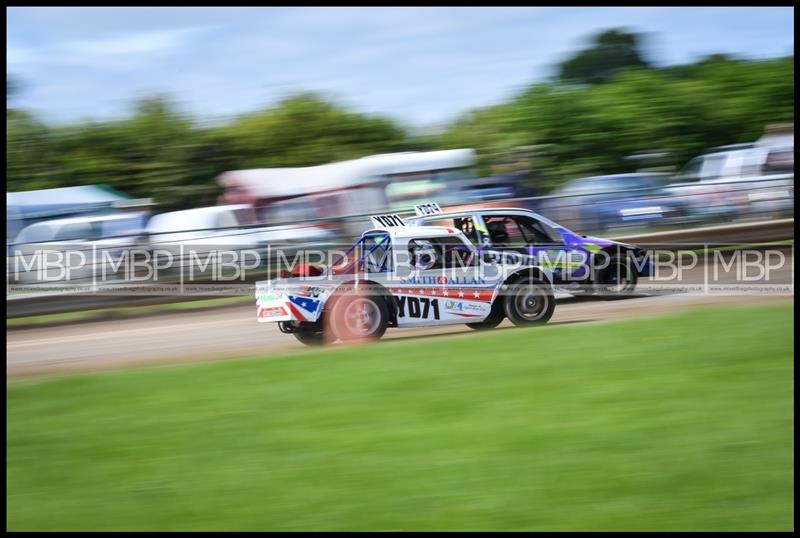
[6,7,795,131]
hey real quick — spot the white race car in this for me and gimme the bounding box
[255,214,556,345]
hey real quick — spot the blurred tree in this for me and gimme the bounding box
[218,92,410,169]
[7,92,412,211]
[6,47,794,209]
[558,28,651,85]
[441,54,793,191]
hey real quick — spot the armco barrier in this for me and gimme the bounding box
[611,218,794,246]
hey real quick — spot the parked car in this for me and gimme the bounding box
[8,212,149,284]
[147,204,336,244]
[145,204,335,276]
[668,142,794,223]
[452,173,540,206]
[536,173,688,234]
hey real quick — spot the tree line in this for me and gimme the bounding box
[7,29,794,211]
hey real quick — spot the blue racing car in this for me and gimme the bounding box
[407,203,652,297]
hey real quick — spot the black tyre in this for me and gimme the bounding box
[466,298,505,330]
[293,327,325,346]
[597,255,638,299]
[326,290,389,343]
[503,275,555,327]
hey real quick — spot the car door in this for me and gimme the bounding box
[481,214,590,283]
[394,235,493,326]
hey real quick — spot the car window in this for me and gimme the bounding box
[564,176,634,195]
[407,236,475,270]
[100,216,146,238]
[482,216,516,247]
[15,224,54,244]
[484,215,564,247]
[54,222,92,242]
[764,148,794,173]
[215,211,238,229]
[423,216,480,245]
[618,175,651,190]
[562,178,596,195]
[679,157,703,181]
[515,215,565,244]
[361,233,392,273]
[232,207,258,226]
[700,154,726,179]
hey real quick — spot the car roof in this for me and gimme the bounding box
[575,173,664,181]
[361,225,465,240]
[153,204,252,218]
[405,207,565,230]
[407,207,540,220]
[22,212,145,228]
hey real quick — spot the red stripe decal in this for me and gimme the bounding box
[286,302,308,321]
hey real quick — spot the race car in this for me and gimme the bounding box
[406,203,652,297]
[255,214,556,346]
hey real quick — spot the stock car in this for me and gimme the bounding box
[407,203,652,297]
[255,214,556,345]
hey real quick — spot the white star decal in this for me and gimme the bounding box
[458,290,464,298]
[473,291,480,298]
[301,301,307,307]
[443,289,449,297]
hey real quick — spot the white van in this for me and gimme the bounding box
[669,142,794,222]
[146,204,333,248]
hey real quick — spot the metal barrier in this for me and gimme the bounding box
[6,173,794,318]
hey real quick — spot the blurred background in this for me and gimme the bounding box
[6,8,794,531]
[7,8,794,312]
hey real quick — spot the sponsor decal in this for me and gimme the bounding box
[444,299,465,312]
[293,286,324,298]
[400,275,487,286]
[258,306,287,318]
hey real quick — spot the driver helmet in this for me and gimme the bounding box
[410,240,438,270]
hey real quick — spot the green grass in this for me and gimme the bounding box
[7,304,794,531]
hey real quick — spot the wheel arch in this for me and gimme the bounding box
[503,266,553,287]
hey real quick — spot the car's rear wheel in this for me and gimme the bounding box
[598,255,637,299]
[293,326,325,346]
[326,290,389,343]
[503,276,555,327]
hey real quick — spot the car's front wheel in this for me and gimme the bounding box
[503,276,555,327]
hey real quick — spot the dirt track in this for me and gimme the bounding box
[7,291,792,380]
